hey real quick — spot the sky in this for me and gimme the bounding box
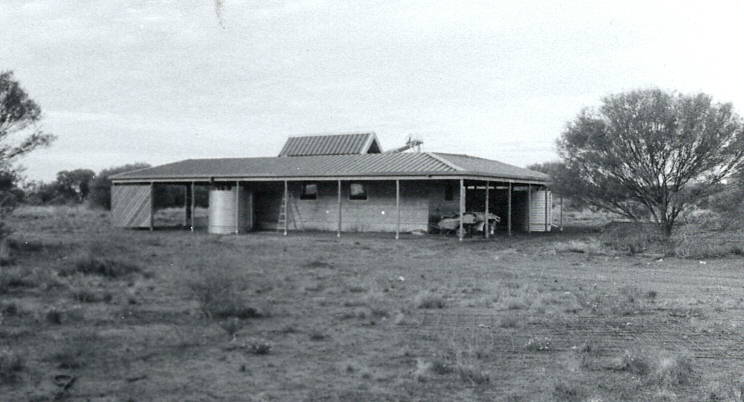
[1,0,743,181]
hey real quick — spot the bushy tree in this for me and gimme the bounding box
[0,71,56,236]
[88,163,151,209]
[55,169,95,202]
[558,89,744,236]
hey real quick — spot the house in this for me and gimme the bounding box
[110,132,553,240]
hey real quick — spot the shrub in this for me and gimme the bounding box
[49,330,100,369]
[46,309,63,324]
[554,239,602,254]
[617,348,696,387]
[250,340,272,355]
[1,302,19,317]
[654,351,696,387]
[71,288,111,303]
[61,253,142,279]
[600,222,666,255]
[672,227,742,259]
[499,313,520,328]
[0,239,14,266]
[0,266,36,292]
[525,337,552,352]
[552,380,588,402]
[414,291,446,309]
[0,348,24,384]
[218,317,243,340]
[456,362,490,385]
[188,267,260,320]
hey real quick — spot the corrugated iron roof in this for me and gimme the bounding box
[431,153,549,181]
[278,132,381,156]
[111,152,549,183]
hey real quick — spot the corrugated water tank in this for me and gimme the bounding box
[528,189,552,232]
[208,185,253,234]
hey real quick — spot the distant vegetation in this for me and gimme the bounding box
[0,70,56,238]
[532,88,744,236]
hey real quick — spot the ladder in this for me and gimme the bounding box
[277,191,303,232]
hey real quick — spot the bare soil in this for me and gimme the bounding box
[2,206,744,401]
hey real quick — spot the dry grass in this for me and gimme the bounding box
[1,205,742,400]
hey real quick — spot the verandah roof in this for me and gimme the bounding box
[111,152,550,184]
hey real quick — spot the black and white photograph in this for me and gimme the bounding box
[1,1,744,400]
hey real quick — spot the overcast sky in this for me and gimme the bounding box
[2,0,743,181]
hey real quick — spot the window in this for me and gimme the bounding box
[300,183,318,200]
[444,183,454,201]
[349,182,367,200]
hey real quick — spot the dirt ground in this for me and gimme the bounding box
[2,206,744,401]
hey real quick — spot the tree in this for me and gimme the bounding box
[0,71,55,237]
[56,169,95,202]
[557,89,744,236]
[0,71,55,164]
[88,163,151,209]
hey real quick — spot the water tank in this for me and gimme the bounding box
[528,189,552,232]
[209,187,237,234]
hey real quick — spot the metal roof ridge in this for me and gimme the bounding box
[425,152,465,171]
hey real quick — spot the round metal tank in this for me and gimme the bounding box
[528,189,552,232]
[208,187,237,234]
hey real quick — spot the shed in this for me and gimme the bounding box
[110,133,554,240]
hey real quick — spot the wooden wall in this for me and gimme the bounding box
[111,184,151,228]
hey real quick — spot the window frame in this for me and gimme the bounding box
[348,182,368,201]
[444,183,454,201]
[300,182,319,200]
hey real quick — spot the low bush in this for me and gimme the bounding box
[554,239,602,254]
[600,222,666,255]
[0,266,37,292]
[0,348,24,384]
[61,253,142,279]
[552,379,588,402]
[617,348,696,387]
[71,288,112,303]
[187,267,261,320]
[525,336,552,352]
[414,291,446,309]
[218,317,244,340]
[0,239,14,266]
[49,330,100,369]
[672,227,743,259]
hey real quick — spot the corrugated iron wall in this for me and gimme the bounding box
[111,184,152,228]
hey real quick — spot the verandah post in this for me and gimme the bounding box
[458,178,465,242]
[337,180,342,237]
[283,180,288,236]
[395,179,400,240]
[485,180,490,239]
[190,182,195,232]
[560,194,564,231]
[544,187,548,232]
[149,182,154,232]
[507,181,512,237]
[527,183,531,234]
[235,181,240,235]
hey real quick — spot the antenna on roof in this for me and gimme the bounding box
[385,134,423,153]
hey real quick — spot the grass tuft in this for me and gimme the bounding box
[414,291,446,309]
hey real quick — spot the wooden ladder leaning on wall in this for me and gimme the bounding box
[277,190,304,232]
